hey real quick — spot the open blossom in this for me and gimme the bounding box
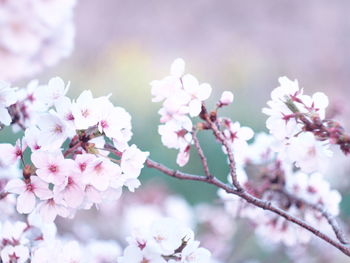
[31,150,72,185]
[0,0,76,81]
[158,116,193,167]
[35,77,69,107]
[35,112,72,150]
[152,58,212,121]
[119,218,211,263]
[0,81,17,125]
[221,119,254,163]
[71,90,102,130]
[181,74,212,117]
[0,140,26,167]
[36,198,71,222]
[6,176,52,214]
[159,117,193,150]
[263,76,329,141]
[121,145,149,180]
[1,245,29,263]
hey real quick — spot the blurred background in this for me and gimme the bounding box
[2,1,350,262]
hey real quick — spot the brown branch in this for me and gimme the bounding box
[277,189,349,245]
[146,157,350,257]
[192,130,212,179]
[146,158,236,194]
[203,115,243,191]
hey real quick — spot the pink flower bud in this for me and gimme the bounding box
[219,91,234,106]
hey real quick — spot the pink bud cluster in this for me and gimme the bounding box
[1,77,149,222]
[0,0,76,81]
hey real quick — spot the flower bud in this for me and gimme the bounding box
[219,91,234,106]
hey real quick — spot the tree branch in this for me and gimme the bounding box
[146,158,350,257]
[203,115,243,191]
[276,188,349,245]
[192,130,212,179]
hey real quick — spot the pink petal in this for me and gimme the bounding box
[31,150,48,168]
[85,185,102,203]
[64,183,84,208]
[31,176,52,200]
[17,190,36,214]
[5,179,26,194]
[39,200,58,222]
[197,83,212,101]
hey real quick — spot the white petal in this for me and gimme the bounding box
[5,179,26,194]
[17,191,36,214]
[197,83,212,101]
[170,58,185,77]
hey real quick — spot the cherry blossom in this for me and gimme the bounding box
[31,150,72,185]
[0,0,77,81]
[6,176,52,214]
[0,140,26,167]
[1,245,29,263]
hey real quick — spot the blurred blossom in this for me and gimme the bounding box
[0,0,76,82]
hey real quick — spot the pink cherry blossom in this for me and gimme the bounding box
[37,198,70,222]
[31,150,72,185]
[0,140,26,167]
[35,113,71,150]
[6,176,52,214]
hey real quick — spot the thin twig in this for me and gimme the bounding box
[192,130,212,178]
[204,115,243,191]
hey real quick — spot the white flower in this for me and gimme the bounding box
[121,144,149,188]
[35,112,71,150]
[0,140,26,167]
[1,245,29,263]
[182,74,212,117]
[36,77,69,107]
[6,176,52,214]
[158,116,193,150]
[71,90,100,130]
[31,150,73,185]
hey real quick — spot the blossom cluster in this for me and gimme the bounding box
[219,132,341,246]
[0,0,76,81]
[1,77,149,222]
[152,58,247,167]
[151,58,212,166]
[263,77,333,173]
[0,215,123,263]
[152,59,343,249]
[119,217,211,263]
